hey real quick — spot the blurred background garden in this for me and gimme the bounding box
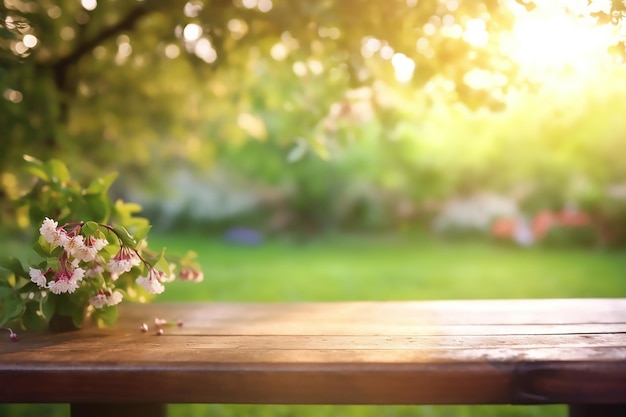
[2,0,626,416]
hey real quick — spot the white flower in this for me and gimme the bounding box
[28,267,47,288]
[136,269,165,294]
[159,263,177,283]
[70,266,85,284]
[90,289,124,309]
[107,247,141,275]
[107,259,134,275]
[179,267,204,283]
[85,264,104,278]
[106,291,123,306]
[47,266,85,294]
[89,293,107,309]
[40,217,58,242]
[65,235,88,260]
[40,217,69,248]
[91,237,108,251]
[48,279,79,294]
[71,236,108,262]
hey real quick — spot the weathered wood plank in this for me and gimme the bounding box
[119,299,626,327]
[4,360,626,404]
[0,299,624,406]
[3,334,626,363]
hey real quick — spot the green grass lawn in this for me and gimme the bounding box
[153,232,626,302]
[3,232,625,417]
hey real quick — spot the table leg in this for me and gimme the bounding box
[569,404,626,417]
[70,403,167,417]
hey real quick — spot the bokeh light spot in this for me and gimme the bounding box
[4,89,23,103]
[81,0,97,11]
[165,44,181,59]
[23,34,38,48]
[391,53,415,83]
[183,23,203,42]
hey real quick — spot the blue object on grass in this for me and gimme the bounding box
[223,227,263,245]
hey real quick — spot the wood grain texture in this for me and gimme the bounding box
[1,299,625,405]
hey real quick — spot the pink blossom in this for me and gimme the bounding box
[28,267,48,288]
[90,236,108,251]
[71,235,108,262]
[85,264,104,278]
[48,265,85,294]
[179,267,204,283]
[107,247,141,275]
[106,290,123,306]
[136,269,165,294]
[89,289,122,308]
[39,218,69,248]
[159,264,177,283]
[48,279,79,294]
[70,266,86,283]
[142,268,174,284]
[39,217,58,241]
[89,292,107,309]
[65,235,87,259]
[3,328,18,342]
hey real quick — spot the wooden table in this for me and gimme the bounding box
[1,299,625,417]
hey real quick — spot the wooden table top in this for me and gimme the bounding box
[1,298,625,405]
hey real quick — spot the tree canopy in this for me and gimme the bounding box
[2,0,626,237]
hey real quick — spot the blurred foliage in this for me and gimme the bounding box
[3,0,626,244]
[0,0,519,176]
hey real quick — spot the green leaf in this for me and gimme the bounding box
[132,224,152,242]
[23,154,48,182]
[71,307,85,328]
[54,294,74,316]
[46,257,61,271]
[99,225,117,243]
[84,193,111,223]
[86,172,119,195]
[9,299,25,319]
[33,238,63,258]
[29,204,47,228]
[153,252,170,274]
[32,239,50,258]
[94,306,119,327]
[82,221,100,236]
[0,308,7,327]
[41,294,57,320]
[14,277,36,291]
[116,200,143,216]
[0,285,14,299]
[112,225,137,247]
[0,292,26,326]
[0,256,26,276]
[45,159,71,184]
[0,272,16,288]
[22,302,47,332]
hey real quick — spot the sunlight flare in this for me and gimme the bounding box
[500,2,615,82]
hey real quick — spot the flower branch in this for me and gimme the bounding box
[0,156,203,333]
